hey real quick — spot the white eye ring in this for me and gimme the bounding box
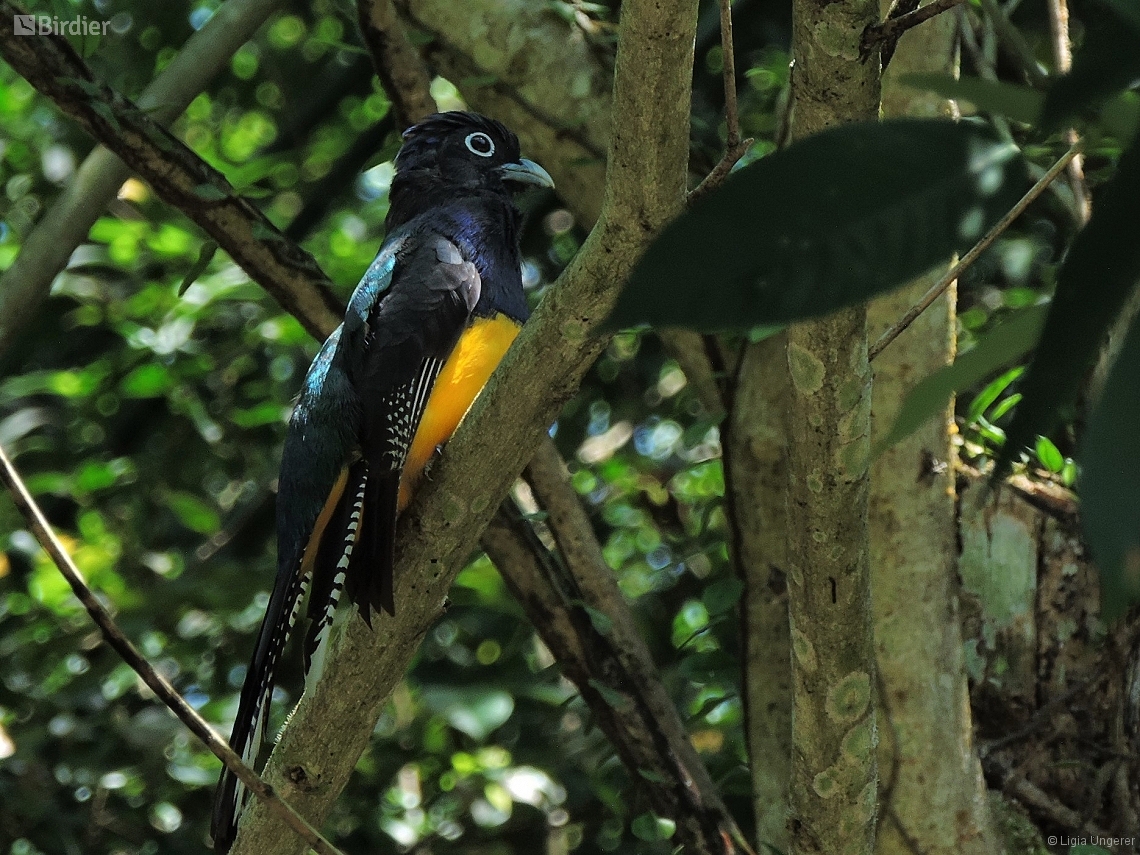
[464,132,495,157]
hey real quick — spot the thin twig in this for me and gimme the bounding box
[688,0,753,205]
[1045,0,1091,224]
[861,0,966,65]
[0,443,345,855]
[720,0,741,150]
[870,142,1080,361]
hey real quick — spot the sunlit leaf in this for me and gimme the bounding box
[876,305,1047,454]
[120,363,173,398]
[165,491,220,535]
[421,688,515,740]
[1034,436,1064,472]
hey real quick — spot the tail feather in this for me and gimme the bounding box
[304,463,368,688]
[210,566,309,851]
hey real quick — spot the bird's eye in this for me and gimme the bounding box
[464,132,495,158]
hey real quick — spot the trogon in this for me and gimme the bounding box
[211,112,553,851]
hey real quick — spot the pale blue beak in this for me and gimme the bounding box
[499,158,555,189]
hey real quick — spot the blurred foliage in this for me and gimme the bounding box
[0,0,1135,853]
[0,1,756,852]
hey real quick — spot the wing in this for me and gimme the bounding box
[340,232,481,623]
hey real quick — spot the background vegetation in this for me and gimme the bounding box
[0,0,1137,854]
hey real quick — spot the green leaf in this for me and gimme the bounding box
[1080,312,1140,619]
[966,366,1024,424]
[607,120,1027,331]
[702,577,743,615]
[1041,12,1140,130]
[229,402,285,428]
[1034,436,1064,472]
[166,491,220,535]
[120,363,173,398]
[997,136,1140,477]
[178,240,218,296]
[876,305,1047,454]
[631,812,676,842]
[637,768,670,784]
[573,601,613,636]
[587,678,629,710]
[901,74,1044,124]
[1096,0,1140,33]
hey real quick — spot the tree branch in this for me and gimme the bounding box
[357,0,436,128]
[860,0,966,66]
[0,1,344,342]
[519,438,751,855]
[232,0,700,850]
[689,0,753,205]
[0,444,345,855]
[0,0,285,358]
[484,505,741,854]
[786,0,880,851]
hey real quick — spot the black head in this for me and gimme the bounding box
[388,113,553,225]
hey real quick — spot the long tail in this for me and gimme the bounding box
[304,462,368,685]
[210,562,310,851]
[211,462,367,851]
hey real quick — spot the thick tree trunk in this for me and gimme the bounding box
[728,335,792,854]
[869,8,999,855]
[785,2,880,853]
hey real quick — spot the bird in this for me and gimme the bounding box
[210,111,553,852]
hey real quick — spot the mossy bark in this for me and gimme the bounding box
[869,8,999,855]
[786,1,880,853]
[728,335,792,854]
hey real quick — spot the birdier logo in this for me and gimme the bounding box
[13,14,110,36]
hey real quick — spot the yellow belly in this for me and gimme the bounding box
[398,314,521,510]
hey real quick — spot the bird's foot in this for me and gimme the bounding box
[422,445,445,481]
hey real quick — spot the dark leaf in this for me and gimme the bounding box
[901,74,1044,125]
[178,240,218,296]
[875,305,1047,455]
[1080,312,1140,619]
[1096,0,1140,34]
[608,120,1027,331]
[1041,13,1140,131]
[996,137,1140,476]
